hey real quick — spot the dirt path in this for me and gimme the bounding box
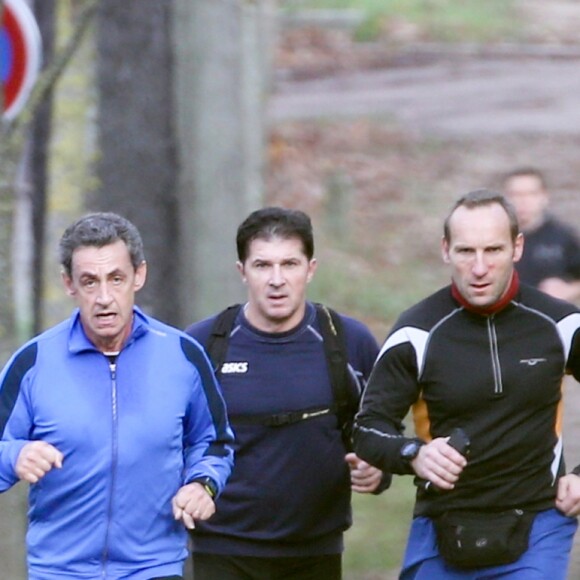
[269,48,580,136]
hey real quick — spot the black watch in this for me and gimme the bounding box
[191,476,218,499]
[400,439,424,463]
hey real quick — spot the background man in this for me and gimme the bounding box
[186,207,388,580]
[354,190,580,578]
[504,166,580,301]
[0,213,234,580]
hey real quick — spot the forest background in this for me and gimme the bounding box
[2,0,580,578]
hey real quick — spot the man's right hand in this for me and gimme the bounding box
[411,437,467,491]
[16,442,63,483]
[172,482,216,530]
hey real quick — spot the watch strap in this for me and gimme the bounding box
[191,476,218,499]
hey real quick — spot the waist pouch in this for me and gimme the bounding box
[434,508,535,569]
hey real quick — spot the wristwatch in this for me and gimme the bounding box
[400,439,424,464]
[191,476,218,499]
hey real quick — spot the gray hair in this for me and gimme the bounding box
[59,212,145,276]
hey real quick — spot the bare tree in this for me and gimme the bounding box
[95,0,275,326]
[28,0,57,334]
[94,0,180,325]
[173,0,276,323]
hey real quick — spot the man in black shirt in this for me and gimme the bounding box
[185,208,387,580]
[504,166,580,302]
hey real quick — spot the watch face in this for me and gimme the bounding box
[401,441,421,460]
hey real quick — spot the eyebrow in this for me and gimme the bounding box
[78,268,126,278]
[454,241,507,250]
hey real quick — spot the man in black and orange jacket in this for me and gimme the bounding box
[354,189,580,579]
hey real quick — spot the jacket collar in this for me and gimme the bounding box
[451,271,520,316]
[67,306,150,354]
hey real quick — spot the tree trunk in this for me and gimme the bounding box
[94,0,179,325]
[173,0,276,323]
[30,0,56,334]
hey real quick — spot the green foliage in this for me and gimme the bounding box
[309,260,427,331]
[308,194,450,333]
[345,476,416,575]
[283,0,523,43]
[402,0,522,43]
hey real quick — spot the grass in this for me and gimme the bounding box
[307,240,428,577]
[345,476,416,575]
[282,0,524,43]
[307,219,430,575]
[309,256,444,335]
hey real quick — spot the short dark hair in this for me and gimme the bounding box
[236,207,314,263]
[59,212,145,276]
[503,166,547,190]
[443,189,520,243]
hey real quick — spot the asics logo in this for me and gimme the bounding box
[221,362,249,374]
[519,358,547,366]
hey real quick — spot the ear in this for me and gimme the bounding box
[134,261,147,291]
[513,232,524,263]
[236,261,247,284]
[61,270,76,297]
[441,237,451,264]
[306,258,317,283]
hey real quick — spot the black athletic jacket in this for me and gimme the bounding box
[353,283,580,517]
[517,216,580,287]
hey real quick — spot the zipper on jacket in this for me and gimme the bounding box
[486,316,504,396]
[101,357,119,578]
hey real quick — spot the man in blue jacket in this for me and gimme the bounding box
[0,212,234,580]
[186,207,388,579]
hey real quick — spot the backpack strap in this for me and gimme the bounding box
[314,303,357,450]
[206,304,242,375]
[229,405,332,427]
[206,302,356,449]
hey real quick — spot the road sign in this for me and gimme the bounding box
[1,0,41,120]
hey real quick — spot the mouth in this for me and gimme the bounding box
[470,283,490,293]
[95,312,117,325]
[267,294,288,304]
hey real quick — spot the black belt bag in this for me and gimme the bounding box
[434,508,535,569]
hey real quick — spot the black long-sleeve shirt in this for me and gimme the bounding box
[354,284,580,517]
[186,302,380,557]
[517,216,580,287]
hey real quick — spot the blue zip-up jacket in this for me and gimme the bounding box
[0,307,234,580]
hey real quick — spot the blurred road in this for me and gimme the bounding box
[269,46,580,138]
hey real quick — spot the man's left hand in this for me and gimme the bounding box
[171,482,216,530]
[556,473,580,516]
[345,452,382,493]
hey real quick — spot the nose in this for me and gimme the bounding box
[472,252,488,277]
[96,282,113,305]
[269,265,284,287]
